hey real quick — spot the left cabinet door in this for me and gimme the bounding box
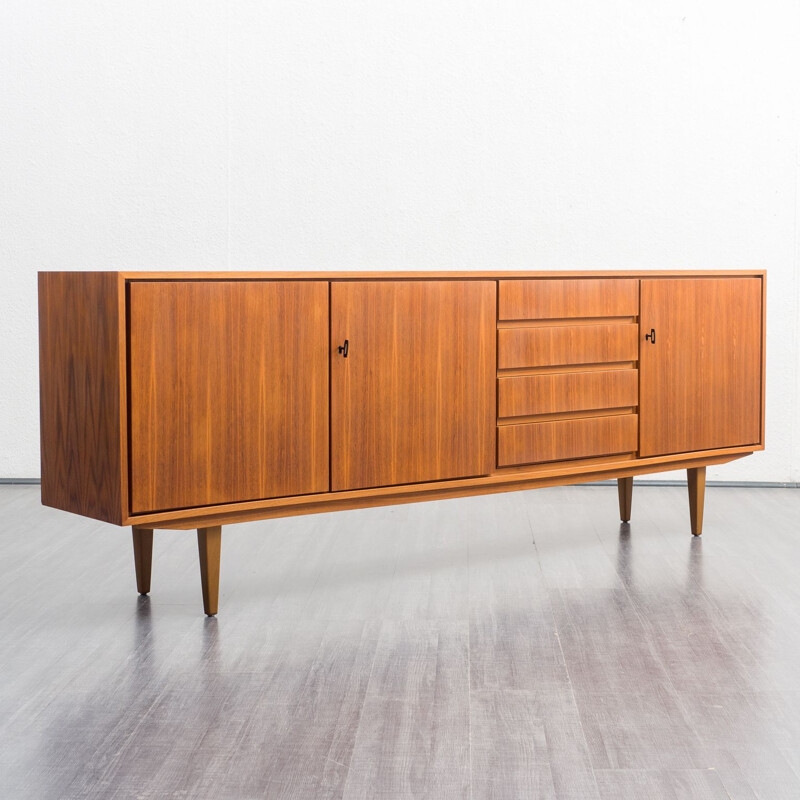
[129,281,329,513]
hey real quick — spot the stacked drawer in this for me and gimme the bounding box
[497,279,640,467]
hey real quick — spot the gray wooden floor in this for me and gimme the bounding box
[2,483,800,799]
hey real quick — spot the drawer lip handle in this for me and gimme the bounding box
[645,328,656,344]
[338,339,349,358]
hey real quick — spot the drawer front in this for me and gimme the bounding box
[499,279,639,320]
[498,414,638,467]
[498,323,638,369]
[498,369,638,418]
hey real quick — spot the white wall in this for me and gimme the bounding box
[1,0,798,482]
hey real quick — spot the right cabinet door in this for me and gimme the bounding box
[639,277,763,457]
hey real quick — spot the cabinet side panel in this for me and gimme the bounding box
[760,273,766,446]
[38,272,125,524]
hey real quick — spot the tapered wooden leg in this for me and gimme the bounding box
[197,526,222,616]
[132,526,153,595]
[687,466,706,536]
[617,476,633,523]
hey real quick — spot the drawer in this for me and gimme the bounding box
[499,279,639,321]
[498,414,638,467]
[498,369,638,418]
[498,323,638,369]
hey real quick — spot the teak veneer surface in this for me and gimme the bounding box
[331,280,495,491]
[498,278,639,320]
[37,270,766,532]
[129,281,329,512]
[110,269,765,280]
[497,414,639,467]
[498,323,639,369]
[639,278,762,457]
[617,476,633,522]
[121,443,755,527]
[133,451,745,529]
[498,369,638,418]
[38,272,127,524]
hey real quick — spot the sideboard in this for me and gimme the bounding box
[38,271,766,614]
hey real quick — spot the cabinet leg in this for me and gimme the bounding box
[197,526,222,616]
[687,467,706,536]
[617,477,633,523]
[132,527,153,595]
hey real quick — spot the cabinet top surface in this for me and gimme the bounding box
[40,269,766,280]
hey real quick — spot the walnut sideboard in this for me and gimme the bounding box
[38,271,766,614]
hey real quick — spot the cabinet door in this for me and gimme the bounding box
[129,281,328,512]
[331,281,495,491]
[639,278,762,457]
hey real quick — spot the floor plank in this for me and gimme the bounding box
[594,769,730,799]
[342,620,470,799]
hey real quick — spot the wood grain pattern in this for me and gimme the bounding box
[593,770,730,799]
[499,278,639,320]
[497,316,637,329]
[617,477,633,522]
[687,466,706,536]
[497,408,636,426]
[125,446,754,529]
[37,270,764,544]
[761,273,767,445]
[38,272,126,524]
[197,526,221,616]
[129,281,329,513]
[131,527,153,594]
[498,323,639,369]
[331,280,495,491]
[498,414,638,468]
[498,361,637,377]
[639,278,763,457]
[6,482,800,798]
[498,369,638,418]
[344,621,470,797]
[118,269,765,280]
